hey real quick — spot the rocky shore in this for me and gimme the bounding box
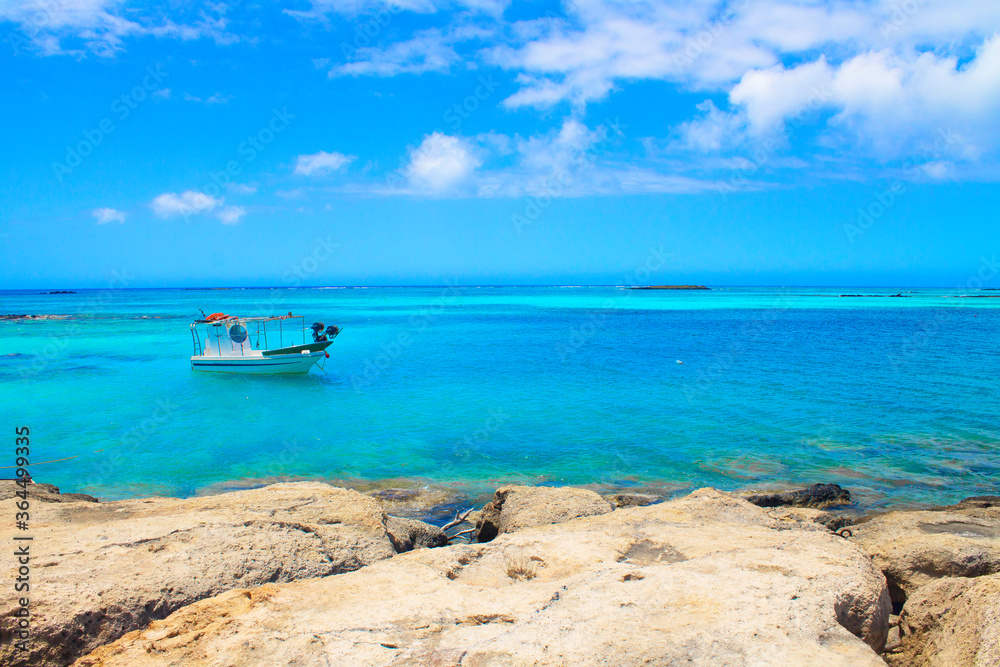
[1,481,997,666]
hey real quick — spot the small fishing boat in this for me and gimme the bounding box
[190,312,340,374]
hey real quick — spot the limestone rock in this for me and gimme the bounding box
[760,506,857,533]
[851,508,1000,604]
[0,482,397,667]
[476,484,613,541]
[607,492,661,508]
[0,481,98,503]
[75,488,891,667]
[746,483,852,509]
[364,484,465,516]
[385,515,448,552]
[886,573,1000,666]
[942,496,1000,511]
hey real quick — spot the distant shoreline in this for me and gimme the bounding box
[627,285,710,290]
[7,284,995,292]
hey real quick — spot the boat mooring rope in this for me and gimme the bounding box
[0,455,81,469]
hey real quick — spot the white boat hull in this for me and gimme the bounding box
[191,351,325,374]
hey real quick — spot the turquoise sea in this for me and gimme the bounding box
[2,286,998,509]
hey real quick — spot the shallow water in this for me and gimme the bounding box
[2,286,998,507]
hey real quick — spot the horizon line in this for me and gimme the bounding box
[3,285,995,291]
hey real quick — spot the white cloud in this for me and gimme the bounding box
[403,133,481,193]
[19,0,998,185]
[501,72,617,111]
[336,31,457,76]
[347,118,724,198]
[150,191,245,223]
[92,207,125,224]
[332,26,492,77]
[491,1,775,109]
[491,0,1000,112]
[673,100,747,152]
[515,118,601,173]
[284,0,435,20]
[183,92,231,104]
[0,0,237,56]
[480,117,725,196]
[228,183,258,195]
[286,0,506,20]
[0,0,139,56]
[735,2,870,52]
[726,34,1000,157]
[919,161,953,180]
[152,88,171,100]
[151,191,221,218]
[294,151,356,176]
[729,57,834,133]
[216,206,246,224]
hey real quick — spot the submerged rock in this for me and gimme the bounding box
[942,495,1000,511]
[475,484,613,542]
[74,489,891,666]
[607,492,662,508]
[851,507,1000,604]
[385,515,448,552]
[364,484,465,514]
[0,482,398,667]
[745,483,852,509]
[887,573,1000,666]
[756,505,858,533]
[0,481,98,503]
[0,314,71,320]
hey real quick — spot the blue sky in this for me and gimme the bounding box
[1,0,999,287]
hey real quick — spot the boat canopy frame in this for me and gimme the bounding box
[190,314,310,358]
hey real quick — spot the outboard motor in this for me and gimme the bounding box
[325,325,340,339]
[310,322,326,342]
